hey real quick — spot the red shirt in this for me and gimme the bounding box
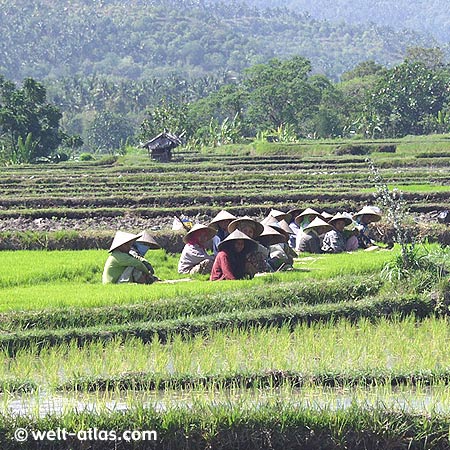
[210,250,236,281]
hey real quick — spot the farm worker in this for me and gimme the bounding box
[208,210,237,256]
[129,230,161,282]
[210,230,258,281]
[296,217,333,254]
[295,208,324,232]
[262,216,297,269]
[321,213,354,253]
[288,207,323,248]
[286,207,303,248]
[228,216,268,276]
[178,224,216,275]
[353,206,382,250]
[102,231,152,284]
[256,223,289,271]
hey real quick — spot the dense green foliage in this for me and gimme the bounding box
[53,56,450,150]
[0,0,438,83]
[243,0,450,43]
[0,77,64,162]
[1,0,449,158]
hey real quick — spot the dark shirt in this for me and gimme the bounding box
[210,249,245,280]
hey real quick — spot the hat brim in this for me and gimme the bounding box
[329,217,353,227]
[355,213,381,223]
[109,232,142,252]
[136,231,161,249]
[228,218,264,236]
[295,212,323,225]
[218,230,258,252]
[183,226,217,244]
[256,234,286,246]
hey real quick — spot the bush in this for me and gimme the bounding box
[377,144,396,153]
[334,144,375,155]
[91,155,118,166]
[79,152,95,161]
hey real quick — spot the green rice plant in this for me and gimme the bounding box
[2,314,449,389]
[0,293,434,356]
[0,275,384,330]
[0,246,398,311]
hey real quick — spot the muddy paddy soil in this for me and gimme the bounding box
[0,211,445,233]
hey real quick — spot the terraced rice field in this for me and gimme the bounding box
[0,137,449,449]
[0,137,449,225]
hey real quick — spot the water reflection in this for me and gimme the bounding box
[1,384,449,417]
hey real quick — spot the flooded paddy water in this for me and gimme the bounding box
[2,384,450,417]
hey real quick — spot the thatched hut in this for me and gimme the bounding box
[141,132,182,162]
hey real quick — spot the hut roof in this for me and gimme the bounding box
[141,132,182,151]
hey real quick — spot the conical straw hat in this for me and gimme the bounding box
[256,225,286,246]
[269,209,291,223]
[287,207,303,221]
[353,206,382,223]
[136,230,160,249]
[228,216,264,236]
[304,217,333,234]
[183,223,217,244]
[261,215,279,226]
[109,231,141,252]
[218,229,258,252]
[209,210,237,228]
[263,216,294,236]
[329,212,353,227]
[321,211,334,221]
[295,208,323,225]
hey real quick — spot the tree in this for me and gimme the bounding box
[139,100,192,142]
[85,111,135,153]
[338,62,386,136]
[405,47,446,70]
[340,60,385,82]
[0,76,63,162]
[363,62,449,137]
[243,56,320,134]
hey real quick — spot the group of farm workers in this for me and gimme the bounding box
[102,205,384,284]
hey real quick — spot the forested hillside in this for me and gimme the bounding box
[0,0,437,82]
[241,0,450,43]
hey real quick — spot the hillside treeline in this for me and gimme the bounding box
[238,0,450,43]
[0,0,438,83]
[2,52,450,163]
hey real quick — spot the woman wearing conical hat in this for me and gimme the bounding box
[353,206,382,249]
[287,207,322,249]
[178,224,217,275]
[102,231,153,284]
[296,217,333,254]
[295,208,323,231]
[227,216,268,275]
[259,218,295,270]
[129,230,161,282]
[210,230,258,281]
[209,210,237,256]
[321,213,353,253]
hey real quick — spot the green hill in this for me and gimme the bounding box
[0,0,437,82]
[241,0,450,43]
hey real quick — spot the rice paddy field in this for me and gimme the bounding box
[0,136,450,449]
